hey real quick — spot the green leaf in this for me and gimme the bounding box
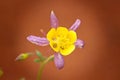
[35,50,46,62]
[36,50,42,58]
[34,58,41,63]
[40,56,47,62]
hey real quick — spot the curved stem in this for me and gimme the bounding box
[37,55,54,80]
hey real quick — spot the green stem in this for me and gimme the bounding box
[37,55,54,80]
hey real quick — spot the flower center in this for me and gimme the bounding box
[47,27,77,56]
[53,43,57,48]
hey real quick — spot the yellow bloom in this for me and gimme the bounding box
[27,11,84,69]
[47,27,77,56]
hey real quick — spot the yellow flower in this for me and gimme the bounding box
[27,11,84,69]
[47,27,77,56]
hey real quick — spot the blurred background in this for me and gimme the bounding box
[0,0,120,80]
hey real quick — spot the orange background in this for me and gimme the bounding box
[0,0,120,80]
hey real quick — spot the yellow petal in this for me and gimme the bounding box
[50,42,59,52]
[67,30,77,43]
[56,27,68,38]
[47,28,56,41]
[60,44,75,56]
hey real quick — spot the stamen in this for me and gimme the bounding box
[60,46,64,50]
[40,29,46,36]
[53,43,57,48]
[52,37,57,41]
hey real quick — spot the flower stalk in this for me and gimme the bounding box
[37,55,54,80]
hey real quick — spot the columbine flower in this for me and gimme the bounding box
[27,11,84,69]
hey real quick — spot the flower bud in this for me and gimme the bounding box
[15,53,32,61]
